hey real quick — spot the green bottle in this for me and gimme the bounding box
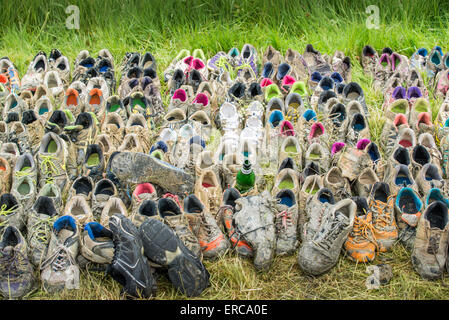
[235,159,256,194]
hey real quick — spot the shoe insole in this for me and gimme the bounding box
[347,92,359,100]
[109,104,121,112]
[202,182,214,188]
[243,151,250,157]
[353,124,365,131]
[319,196,331,203]
[285,145,297,154]
[39,107,48,115]
[278,179,294,190]
[399,194,418,214]
[309,153,320,160]
[90,95,101,105]
[279,196,293,207]
[67,95,78,106]
[395,176,411,186]
[133,98,146,110]
[288,102,300,109]
[391,104,406,114]
[415,104,428,113]
[20,166,31,171]
[18,182,30,195]
[87,153,100,166]
[399,139,412,148]
[47,140,58,153]
[305,187,319,195]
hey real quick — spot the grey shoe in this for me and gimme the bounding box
[298,198,356,276]
[233,191,277,271]
[412,201,449,280]
[303,188,336,242]
[0,193,24,232]
[107,151,195,195]
[274,189,299,255]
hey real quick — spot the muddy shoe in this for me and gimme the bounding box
[233,191,276,271]
[107,151,195,195]
[274,189,299,255]
[139,218,210,297]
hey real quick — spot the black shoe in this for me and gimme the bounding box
[139,218,210,297]
[107,214,157,298]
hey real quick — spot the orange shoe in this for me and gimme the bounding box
[344,211,377,263]
[369,182,398,252]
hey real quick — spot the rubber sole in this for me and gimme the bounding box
[139,218,210,297]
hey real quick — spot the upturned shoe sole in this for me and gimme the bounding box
[139,218,210,297]
[107,151,195,195]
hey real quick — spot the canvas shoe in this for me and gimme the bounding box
[233,191,276,271]
[411,200,449,280]
[100,197,128,227]
[183,194,230,259]
[139,217,209,297]
[107,214,156,298]
[0,226,35,299]
[91,178,118,220]
[27,196,59,267]
[303,187,336,242]
[158,196,202,260]
[298,198,356,276]
[395,187,423,249]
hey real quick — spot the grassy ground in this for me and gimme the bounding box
[2,0,449,299]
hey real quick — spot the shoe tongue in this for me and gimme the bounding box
[96,194,110,202]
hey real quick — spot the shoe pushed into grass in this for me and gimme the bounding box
[139,218,210,297]
[0,226,36,299]
[108,214,156,298]
[40,215,80,292]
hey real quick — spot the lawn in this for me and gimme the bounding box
[2,0,449,299]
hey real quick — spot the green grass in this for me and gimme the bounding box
[2,0,449,300]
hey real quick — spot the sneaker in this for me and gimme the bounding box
[271,168,300,197]
[0,156,11,195]
[10,175,36,214]
[395,187,423,249]
[323,167,352,201]
[387,163,418,196]
[355,167,380,198]
[38,183,62,212]
[67,176,94,202]
[298,198,356,276]
[233,191,276,271]
[0,194,24,232]
[107,151,195,195]
[107,214,156,298]
[411,200,449,280]
[79,222,114,267]
[361,45,379,76]
[416,163,444,196]
[342,82,368,116]
[303,188,336,242]
[274,189,299,255]
[369,182,398,252]
[40,215,80,292]
[139,218,209,296]
[344,207,376,263]
[0,226,35,299]
[410,48,428,70]
[64,195,94,226]
[299,175,324,236]
[184,194,230,259]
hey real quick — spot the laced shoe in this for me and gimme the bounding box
[84,88,105,116]
[184,194,230,259]
[355,167,380,198]
[43,71,64,103]
[101,113,125,150]
[125,113,152,152]
[91,178,118,220]
[3,93,27,120]
[7,121,29,155]
[336,143,373,181]
[279,136,303,170]
[408,97,430,126]
[79,222,114,268]
[368,182,398,252]
[158,197,202,260]
[395,187,423,249]
[21,51,48,91]
[132,183,157,209]
[10,175,36,215]
[82,144,105,181]
[298,198,356,276]
[387,163,419,196]
[66,176,93,203]
[0,121,8,142]
[0,156,11,195]
[38,183,62,213]
[12,153,36,188]
[342,82,368,116]
[274,189,299,255]
[285,48,309,81]
[303,187,335,242]
[304,142,330,174]
[62,88,83,118]
[104,95,128,125]
[0,142,19,171]
[139,217,209,297]
[303,44,331,75]
[34,96,54,122]
[411,144,432,177]
[345,113,370,147]
[426,46,443,81]
[0,226,36,299]
[100,197,128,227]
[411,200,449,280]
[373,53,391,91]
[46,109,73,135]
[107,214,156,298]
[130,199,161,228]
[393,127,416,155]
[194,169,222,216]
[271,168,299,197]
[27,196,59,266]
[40,216,80,292]
[233,191,276,271]
[299,175,324,235]
[380,113,409,156]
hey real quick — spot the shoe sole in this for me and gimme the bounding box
[107,151,194,195]
[139,218,210,297]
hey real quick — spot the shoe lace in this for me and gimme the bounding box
[275,210,293,233]
[314,213,349,251]
[0,248,30,279]
[30,215,58,244]
[215,56,235,79]
[40,242,76,272]
[234,63,256,81]
[0,204,18,229]
[371,197,394,229]
[351,214,378,247]
[40,154,60,183]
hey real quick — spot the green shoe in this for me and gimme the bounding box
[264,83,282,101]
[291,81,308,97]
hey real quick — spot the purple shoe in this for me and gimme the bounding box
[236,44,258,78]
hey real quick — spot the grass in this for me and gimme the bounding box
[2,0,449,300]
